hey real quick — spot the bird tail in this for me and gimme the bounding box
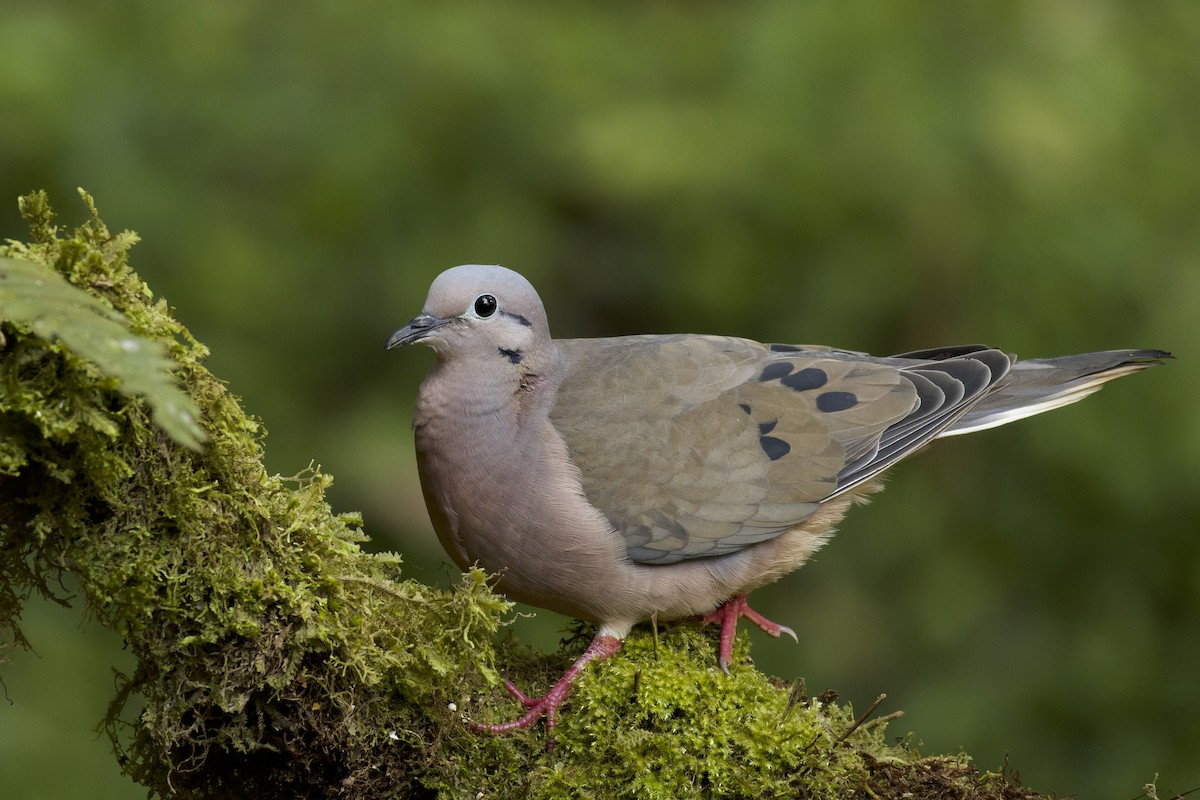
[938,349,1172,437]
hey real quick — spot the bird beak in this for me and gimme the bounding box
[386,314,451,349]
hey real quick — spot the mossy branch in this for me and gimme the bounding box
[0,192,1050,799]
[0,194,203,451]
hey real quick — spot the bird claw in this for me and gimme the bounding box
[469,693,564,735]
[701,594,798,672]
[469,634,623,737]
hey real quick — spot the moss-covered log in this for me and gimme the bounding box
[0,192,1049,798]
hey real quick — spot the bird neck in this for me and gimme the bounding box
[414,343,564,457]
[412,346,566,573]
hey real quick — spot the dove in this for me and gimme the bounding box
[387,264,1168,734]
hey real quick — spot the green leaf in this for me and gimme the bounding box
[0,256,205,450]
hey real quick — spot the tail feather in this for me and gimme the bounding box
[939,349,1171,437]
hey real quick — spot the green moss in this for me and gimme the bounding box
[522,627,874,799]
[0,191,1050,799]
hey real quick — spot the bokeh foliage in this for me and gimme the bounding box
[0,1,1197,797]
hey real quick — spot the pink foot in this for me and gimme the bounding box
[700,594,797,673]
[469,633,623,735]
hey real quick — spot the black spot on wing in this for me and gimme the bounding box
[759,435,791,461]
[769,343,803,353]
[738,403,752,414]
[816,391,858,412]
[758,419,777,435]
[782,367,828,392]
[759,362,794,382]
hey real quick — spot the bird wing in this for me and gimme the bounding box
[553,335,1011,565]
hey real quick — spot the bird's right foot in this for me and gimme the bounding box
[700,594,798,673]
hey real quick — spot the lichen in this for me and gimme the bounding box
[0,191,1050,799]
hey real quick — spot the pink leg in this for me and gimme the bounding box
[470,633,623,735]
[700,594,797,673]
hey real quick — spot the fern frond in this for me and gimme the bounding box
[0,255,204,450]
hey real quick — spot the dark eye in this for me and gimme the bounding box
[473,293,498,318]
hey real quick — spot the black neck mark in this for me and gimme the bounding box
[499,347,523,364]
[501,310,532,327]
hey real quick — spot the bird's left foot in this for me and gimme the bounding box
[700,594,797,673]
[469,633,623,737]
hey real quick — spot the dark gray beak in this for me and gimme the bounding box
[386,314,451,349]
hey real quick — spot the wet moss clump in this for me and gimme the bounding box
[0,191,1050,798]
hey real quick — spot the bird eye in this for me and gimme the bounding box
[473,293,498,318]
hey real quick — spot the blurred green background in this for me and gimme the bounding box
[2,2,1197,797]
